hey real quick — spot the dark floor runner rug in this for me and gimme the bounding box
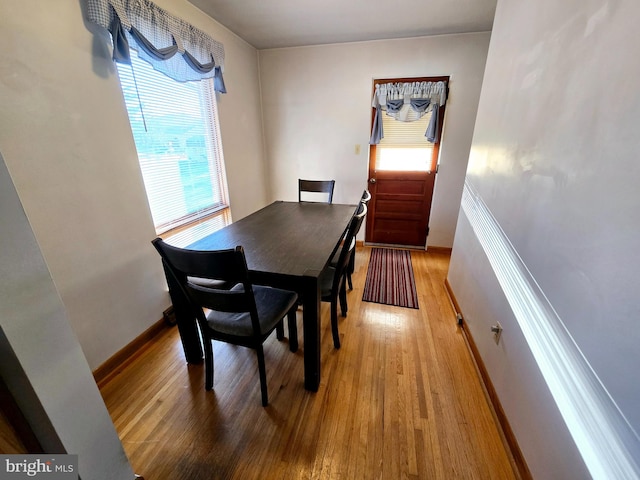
[362,248,419,309]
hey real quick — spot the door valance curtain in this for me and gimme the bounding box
[86,0,226,91]
[370,81,447,144]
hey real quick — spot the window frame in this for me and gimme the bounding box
[116,52,231,242]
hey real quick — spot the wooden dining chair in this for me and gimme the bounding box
[320,202,367,349]
[151,238,299,406]
[332,189,371,290]
[345,189,371,289]
[298,179,335,204]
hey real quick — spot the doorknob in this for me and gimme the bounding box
[369,178,376,184]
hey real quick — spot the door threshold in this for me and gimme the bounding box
[364,242,426,251]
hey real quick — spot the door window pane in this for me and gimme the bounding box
[375,107,433,172]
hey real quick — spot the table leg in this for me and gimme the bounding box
[162,260,203,364]
[301,275,321,391]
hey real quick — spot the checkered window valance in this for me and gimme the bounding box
[86,0,226,90]
[370,81,447,145]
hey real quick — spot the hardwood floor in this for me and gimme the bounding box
[100,247,518,479]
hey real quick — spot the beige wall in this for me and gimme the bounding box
[258,33,490,247]
[0,153,134,479]
[448,0,640,477]
[0,0,266,369]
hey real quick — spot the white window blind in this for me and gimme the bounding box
[375,109,434,172]
[117,52,230,237]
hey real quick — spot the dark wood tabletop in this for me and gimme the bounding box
[168,200,356,391]
[188,201,355,280]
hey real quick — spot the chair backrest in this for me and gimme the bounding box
[298,179,335,204]
[151,239,261,335]
[352,189,371,232]
[331,202,367,290]
[354,202,367,238]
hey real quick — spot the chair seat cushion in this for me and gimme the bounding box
[205,285,298,336]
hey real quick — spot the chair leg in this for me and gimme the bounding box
[331,297,341,349]
[287,308,298,352]
[347,250,355,290]
[256,345,269,406]
[204,337,214,391]
[339,276,348,317]
[276,319,285,340]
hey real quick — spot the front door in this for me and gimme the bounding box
[365,76,447,247]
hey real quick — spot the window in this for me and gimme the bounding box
[375,112,434,171]
[370,76,447,173]
[117,51,230,245]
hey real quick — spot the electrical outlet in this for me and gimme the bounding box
[491,322,503,344]
[354,144,361,155]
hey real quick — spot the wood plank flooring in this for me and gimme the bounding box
[99,247,518,479]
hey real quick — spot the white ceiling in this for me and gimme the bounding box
[187,0,497,50]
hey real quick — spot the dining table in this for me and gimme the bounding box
[164,200,356,392]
